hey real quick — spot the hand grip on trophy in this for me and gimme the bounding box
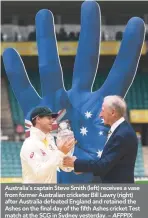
[57,137,75,155]
[56,120,77,171]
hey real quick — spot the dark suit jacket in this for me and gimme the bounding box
[74,121,138,183]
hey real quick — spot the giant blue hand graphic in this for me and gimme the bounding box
[3,1,145,183]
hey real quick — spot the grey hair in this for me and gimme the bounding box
[103,95,127,117]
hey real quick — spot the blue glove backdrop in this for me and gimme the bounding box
[3,1,145,183]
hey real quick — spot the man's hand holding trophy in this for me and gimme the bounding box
[56,120,77,172]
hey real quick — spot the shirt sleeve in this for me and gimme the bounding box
[20,140,65,178]
[74,135,127,177]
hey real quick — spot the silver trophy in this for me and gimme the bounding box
[56,120,75,172]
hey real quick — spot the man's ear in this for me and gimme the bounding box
[112,109,116,116]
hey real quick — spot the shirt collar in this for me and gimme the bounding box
[110,117,125,134]
[30,126,52,141]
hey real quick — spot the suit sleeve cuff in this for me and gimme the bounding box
[74,159,91,172]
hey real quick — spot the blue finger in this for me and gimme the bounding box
[35,9,64,97]
[3,48,41,116]
[72,0,100,91]
[99,17,145,97]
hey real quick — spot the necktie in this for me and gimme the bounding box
[104,130,112,146]
[107,130,112,140]
[108,130,112,136]
[42,138,48,148]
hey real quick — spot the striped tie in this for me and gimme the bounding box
[107,130,112,139]
[104,130,112,146]
[108,130,112,136]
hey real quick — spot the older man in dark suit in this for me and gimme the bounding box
[63,95,138,183]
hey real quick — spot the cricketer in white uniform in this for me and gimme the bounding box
[20,107,75,184]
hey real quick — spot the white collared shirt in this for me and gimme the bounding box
[20,127,73,184]
[29,127,57,150]
[107,117,125,141]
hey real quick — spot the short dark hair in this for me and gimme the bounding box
[32,118,36,126]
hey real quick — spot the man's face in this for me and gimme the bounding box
[99,102,114,126]
[37,116,54,133]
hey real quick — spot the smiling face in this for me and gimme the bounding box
[35,115,54,133]
[99,101,116,126]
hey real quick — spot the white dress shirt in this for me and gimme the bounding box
[106,117,125,143]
